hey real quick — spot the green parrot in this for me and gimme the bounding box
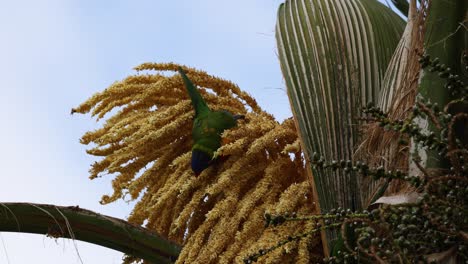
[178,67,244,176]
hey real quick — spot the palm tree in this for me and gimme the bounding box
[276,0,466,258]
[1,0,465,263]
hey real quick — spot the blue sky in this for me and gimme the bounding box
[0,1,399,263]
[0,1,286,263]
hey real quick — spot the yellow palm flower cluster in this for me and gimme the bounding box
[73,63,321,263]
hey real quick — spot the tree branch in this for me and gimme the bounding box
[0,202,181,263]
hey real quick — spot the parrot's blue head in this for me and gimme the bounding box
[233,114,245,121]
[191,149,212,176]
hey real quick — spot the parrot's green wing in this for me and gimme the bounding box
[178,67,243,176]
[178,67,210,117]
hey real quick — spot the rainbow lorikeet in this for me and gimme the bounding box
[178,67,244,176]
